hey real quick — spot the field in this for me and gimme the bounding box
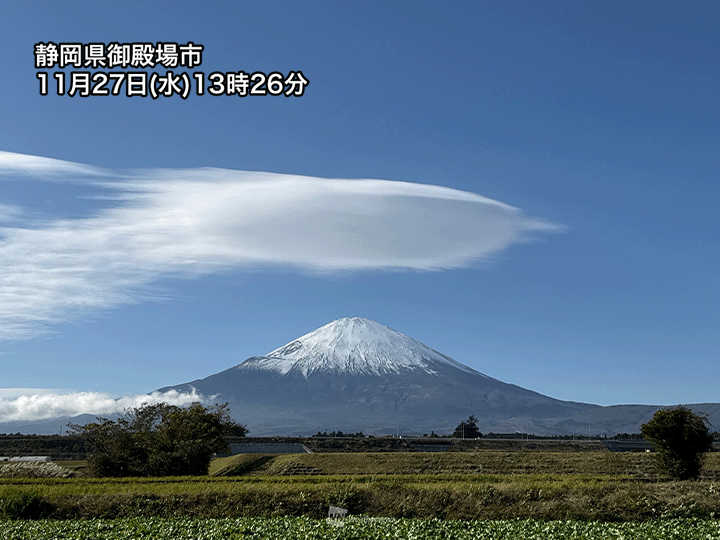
[2,451,720,524]
[208,449,684,478]
[2,516,720,540]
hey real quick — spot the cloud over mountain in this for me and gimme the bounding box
[0,151,562,340]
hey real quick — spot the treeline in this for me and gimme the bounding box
[0,431,670,460]
[467,433,642,440]
[3,427,716,461]
[311,430,365,438]
[445,414,650,441]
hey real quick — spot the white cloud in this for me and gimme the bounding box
[0,389,208,422]
[0,204,23,222]
[0,151,562,340]
[0,150,107,180]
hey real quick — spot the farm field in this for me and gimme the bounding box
[2,452,720,522]
[1,516,720,540]
[209,450,720,479]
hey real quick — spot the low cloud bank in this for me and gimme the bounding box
[0,389,207,422]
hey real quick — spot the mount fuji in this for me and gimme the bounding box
[239,318,479,378]
[4,318,718,436]
[160,317,620,436]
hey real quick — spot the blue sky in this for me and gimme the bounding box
[0,1,718,423]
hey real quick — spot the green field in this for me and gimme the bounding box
[2,451,720,522]
[208,450,711,478]
[1,516,720,540]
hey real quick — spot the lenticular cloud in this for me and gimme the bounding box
[0,151,562,340]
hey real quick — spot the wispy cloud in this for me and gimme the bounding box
[0,389,207,422]
[0,150,107,180]
[0,151,562,340]
[0,204,23,222]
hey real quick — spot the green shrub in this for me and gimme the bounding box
[68,402,247,477]
[641,407,713,480]
[0,491,49,519]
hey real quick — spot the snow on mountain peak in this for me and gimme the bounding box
[242,317,478,377]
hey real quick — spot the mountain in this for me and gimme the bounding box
[160,317,614,436]
[4,318,717,436]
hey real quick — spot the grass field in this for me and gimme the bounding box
[2,451,720,522]
[209,450,720,479]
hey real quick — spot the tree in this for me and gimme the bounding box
[69,402,247,477]
[640,406,713,480]
[453,415,482,439]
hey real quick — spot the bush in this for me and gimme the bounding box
[69,402,247,477]
[641,407,713,480]
[0,491,48,519]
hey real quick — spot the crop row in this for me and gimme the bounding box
[3,477,720,522]
[1,517,719,540]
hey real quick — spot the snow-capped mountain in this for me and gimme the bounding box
[157,317,720,437]
[5,318,719,436]
[160,317,605,435]
[241,317,479,377]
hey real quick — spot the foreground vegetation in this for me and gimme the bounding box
[69,403,247,477]
[2,516,720,540]
[3,476,720,522]
[3,407,717,534]
[2,451,720,522]
[641,407,714,480]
